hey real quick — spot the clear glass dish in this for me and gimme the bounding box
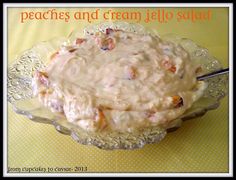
[7,22,228,150]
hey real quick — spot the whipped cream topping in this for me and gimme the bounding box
[32,29,206,132]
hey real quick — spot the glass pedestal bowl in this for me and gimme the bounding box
[7,22,228,150]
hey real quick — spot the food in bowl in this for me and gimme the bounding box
[32,28,207,132]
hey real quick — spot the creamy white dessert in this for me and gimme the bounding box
[32,28,206,132]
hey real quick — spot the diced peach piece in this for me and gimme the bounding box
[169,66,176,73]
[39,90,46,97]
[107,38,115,50]
[95,108,107,129]
[50,51,59,61]
[99,38,116,51]
[195,66,202,74]
[75,38,86,45]
[162,60,176,73]
[68,48,78,53]
[126,66,137,80]
[172,95,184,108]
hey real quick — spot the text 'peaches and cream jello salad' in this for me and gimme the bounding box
[32,28,207,132]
